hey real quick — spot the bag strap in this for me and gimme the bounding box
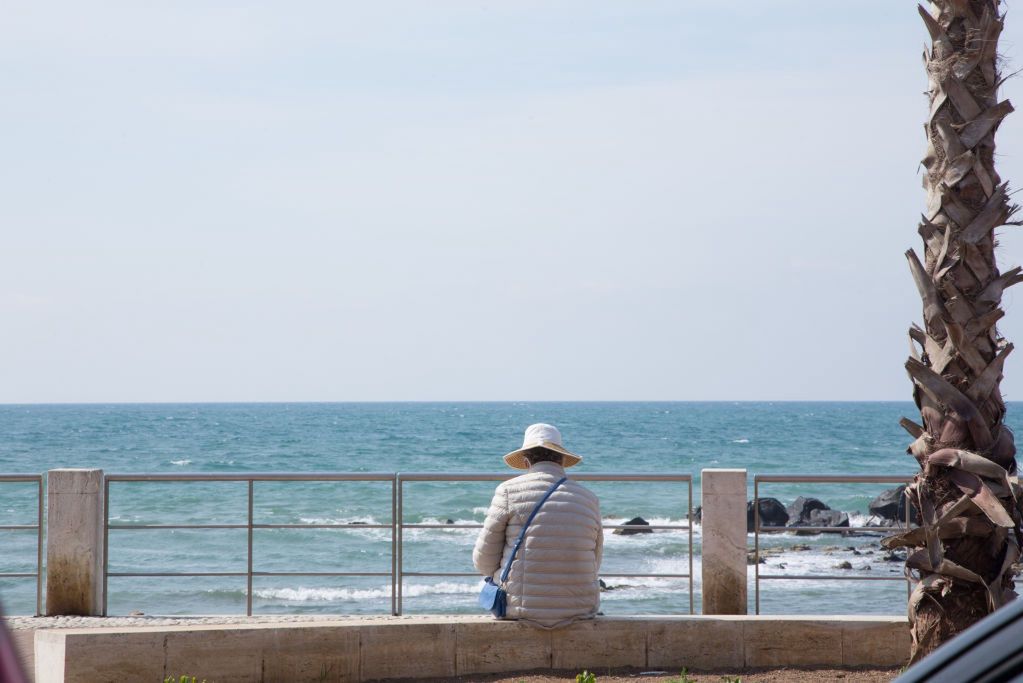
[499,477,567,584]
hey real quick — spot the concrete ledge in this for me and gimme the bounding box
[12,629,35,679]
[29,615,910,682]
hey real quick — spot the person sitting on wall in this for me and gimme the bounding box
[472,423,603,627]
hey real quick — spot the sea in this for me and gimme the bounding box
[1,401,1000,619]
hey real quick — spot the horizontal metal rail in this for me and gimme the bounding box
[103,473,397,616]
[758,574,904,581]
[103,472,695,616]
[0,475,44,616]
[106,571,392,577]
[397,472,694,614]
[107,523,392,529]
[105,473,396,482]
[753,473,915,614]
[755,475,914,484]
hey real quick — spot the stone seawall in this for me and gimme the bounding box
[11,614,910,683]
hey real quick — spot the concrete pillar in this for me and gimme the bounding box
[46,469,105,616]
[701,468,747,615]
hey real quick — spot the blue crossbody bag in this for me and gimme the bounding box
[478,477,567,618]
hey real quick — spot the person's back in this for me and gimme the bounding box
[473,424,603,628]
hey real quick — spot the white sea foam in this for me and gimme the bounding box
[402,517,479,544]
[284,515,481,546]
[753,544,890,584]
[848,512,871,528]
[732,438,750,444]
[601,516,696,545]
[253,581,479,602]
[599,555,693,600]
[298,515,381,526]
[170,459,192,466]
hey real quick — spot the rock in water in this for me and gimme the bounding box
[746,498,789,532]
[614,516,653,535]
[868,485,920,525]
[786,496,832,526]
[808,509,849,528]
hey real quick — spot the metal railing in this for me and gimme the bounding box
[752,474,915,614]
[103,473,397,616]
[103,472,694,616]
[397,473,695,614]
[0,475,44,616]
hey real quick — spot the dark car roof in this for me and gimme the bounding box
[895,598,1023,683]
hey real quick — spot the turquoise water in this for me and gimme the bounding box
[0,401,989,617]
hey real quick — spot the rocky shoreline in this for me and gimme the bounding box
[746,542,907,569]
[679,484,919,534]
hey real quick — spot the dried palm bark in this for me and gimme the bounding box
[884,0,1023,663]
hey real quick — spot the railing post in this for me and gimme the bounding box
[396,475,404,615]
[391,475,398,616]
[46,468,105,616]
[700,468,747,615]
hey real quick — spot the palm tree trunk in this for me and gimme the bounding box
[884,0,1023,664]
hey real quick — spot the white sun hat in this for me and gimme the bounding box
[502,423,583,470]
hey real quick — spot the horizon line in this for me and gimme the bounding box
[1,398,927,406]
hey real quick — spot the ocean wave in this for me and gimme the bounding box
[298,515,382,526]
[732,438,750,444]
[294,515,481,532]
[253,581,479,603]
[745,511,880,533]
[602,516,695,544]
[202,588,248,598]
[418,516,480,529]
[170,459,192,466]
[751,543,894,582]
[598,568,691,600]
[604,515,687,527]
[848,512,871,528]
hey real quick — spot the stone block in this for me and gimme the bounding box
[842,617,911,667]
[261,625,360,682]
[701,469,747,496]
[29,615,914,682]
[11,628,34,682]
[49,629,165,683]
[551,618,647,670]
[647,617,744,670]
[46,469,104,616]
[701,469,747,615]
[455,620,551,675]
[165,627,264,683]
[33,630,64,683]
[743,618,844,668]
[361,621,456,680]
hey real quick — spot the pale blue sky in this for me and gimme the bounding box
[4,2,1023,402]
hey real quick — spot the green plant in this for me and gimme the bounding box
[720,677,742,683]
[666,669,695,683]
[164,677,208,683]
[575,670,596,683]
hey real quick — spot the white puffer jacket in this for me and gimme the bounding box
[472,461,603,627]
